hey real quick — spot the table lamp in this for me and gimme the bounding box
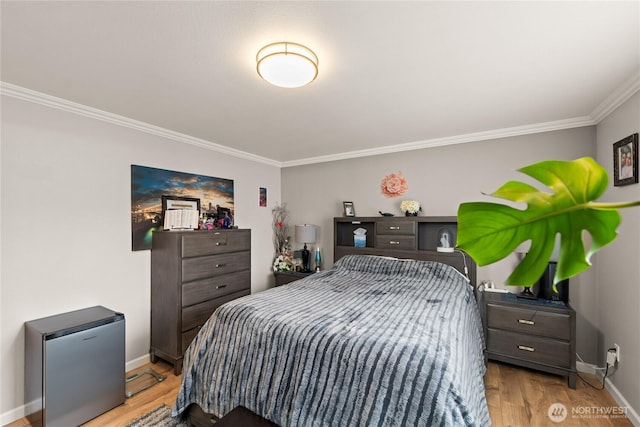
[295,224,317,272]
[515,244,538,300]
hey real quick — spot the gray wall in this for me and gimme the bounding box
[595,91,640,418]
[0,95,281,421]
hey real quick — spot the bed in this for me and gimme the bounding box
[172,254,489,426]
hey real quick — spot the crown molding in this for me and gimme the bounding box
[589,72,640,123]
[281,116,596,167]
[4,75,637,170]
[0,82,281,168]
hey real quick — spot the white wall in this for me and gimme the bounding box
[0,95,281,422]
[595,91,640,420]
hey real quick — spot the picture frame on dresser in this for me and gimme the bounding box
[162,195,201,212]
[343,201,355,217]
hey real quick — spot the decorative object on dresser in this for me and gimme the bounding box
[483,291,577,389]
[295,224,317,272]
[162,195,200,231]
[150,229,251,375]
[334,216,476,285]
[314,246,322,271]
[400,199,421,216]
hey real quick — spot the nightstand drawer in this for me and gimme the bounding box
[274,271,314,286]
[487,328,572,368]
[375,236,416,250]
[486,303,571,340]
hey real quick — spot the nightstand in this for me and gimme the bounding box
[483,292,576,389]
[274,271,314,286]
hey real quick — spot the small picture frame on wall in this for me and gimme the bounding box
[259,187,267,207]
[343,201,356,217]
[613,133,638,187]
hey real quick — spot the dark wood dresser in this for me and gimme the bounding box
[150,229,251,374]
[483,291,576,388]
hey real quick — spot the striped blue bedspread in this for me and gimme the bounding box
[173,255,490,426]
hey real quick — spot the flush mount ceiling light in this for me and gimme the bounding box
[256,42,318,88]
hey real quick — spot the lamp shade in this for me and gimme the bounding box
[295,224,317,244]
[256,42,318,88]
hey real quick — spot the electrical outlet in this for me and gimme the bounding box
[607,349,617,366]
[615,343,621,362]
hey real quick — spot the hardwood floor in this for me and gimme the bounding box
[5,361,633,427]
[485,362,633,427]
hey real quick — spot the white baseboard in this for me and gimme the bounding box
[603,377,640,427]
[1,404,29,427]
[576,359,638,426]
[1,353,152,426]
[126,353,150,372]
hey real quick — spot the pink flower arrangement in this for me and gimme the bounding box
[380,172,408,198]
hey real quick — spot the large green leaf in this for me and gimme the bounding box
[456,157,639,287]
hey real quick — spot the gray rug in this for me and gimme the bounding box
[125,404,188,427]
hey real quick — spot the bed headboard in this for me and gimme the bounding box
[334,216,477,286]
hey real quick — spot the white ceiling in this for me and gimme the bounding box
[1,1,639,166]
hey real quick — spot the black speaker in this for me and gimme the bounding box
[538,261,569,302]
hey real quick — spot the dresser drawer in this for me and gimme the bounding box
[182,270,250,307]
[487,328,571,368]
[376,220,416,235]
[182,231,251,257]
[375,235,416,250]
[182,251,250,282]
[486,303,571,340]
[182,289,251,332]
[181,327,200,354]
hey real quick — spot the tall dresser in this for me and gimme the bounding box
[150,229,251,374]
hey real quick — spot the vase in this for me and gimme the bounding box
[405,212,418,216]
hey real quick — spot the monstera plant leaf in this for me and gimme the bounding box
[456,157,640,288]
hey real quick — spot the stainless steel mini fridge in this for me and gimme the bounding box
[25,306,125,427]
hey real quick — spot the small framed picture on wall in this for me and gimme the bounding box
[259,187,267,207]
[613,133,638,186]
[343,201,355,217]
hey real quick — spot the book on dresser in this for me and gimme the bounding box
[150,228,251,375]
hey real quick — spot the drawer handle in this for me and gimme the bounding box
[389,241,400,245]
[215,242,227,246]
[215,263,227,268]
[216,284,227,289]
[389,226,400,230]
[518,319,535,325]
[518,345,535,352]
